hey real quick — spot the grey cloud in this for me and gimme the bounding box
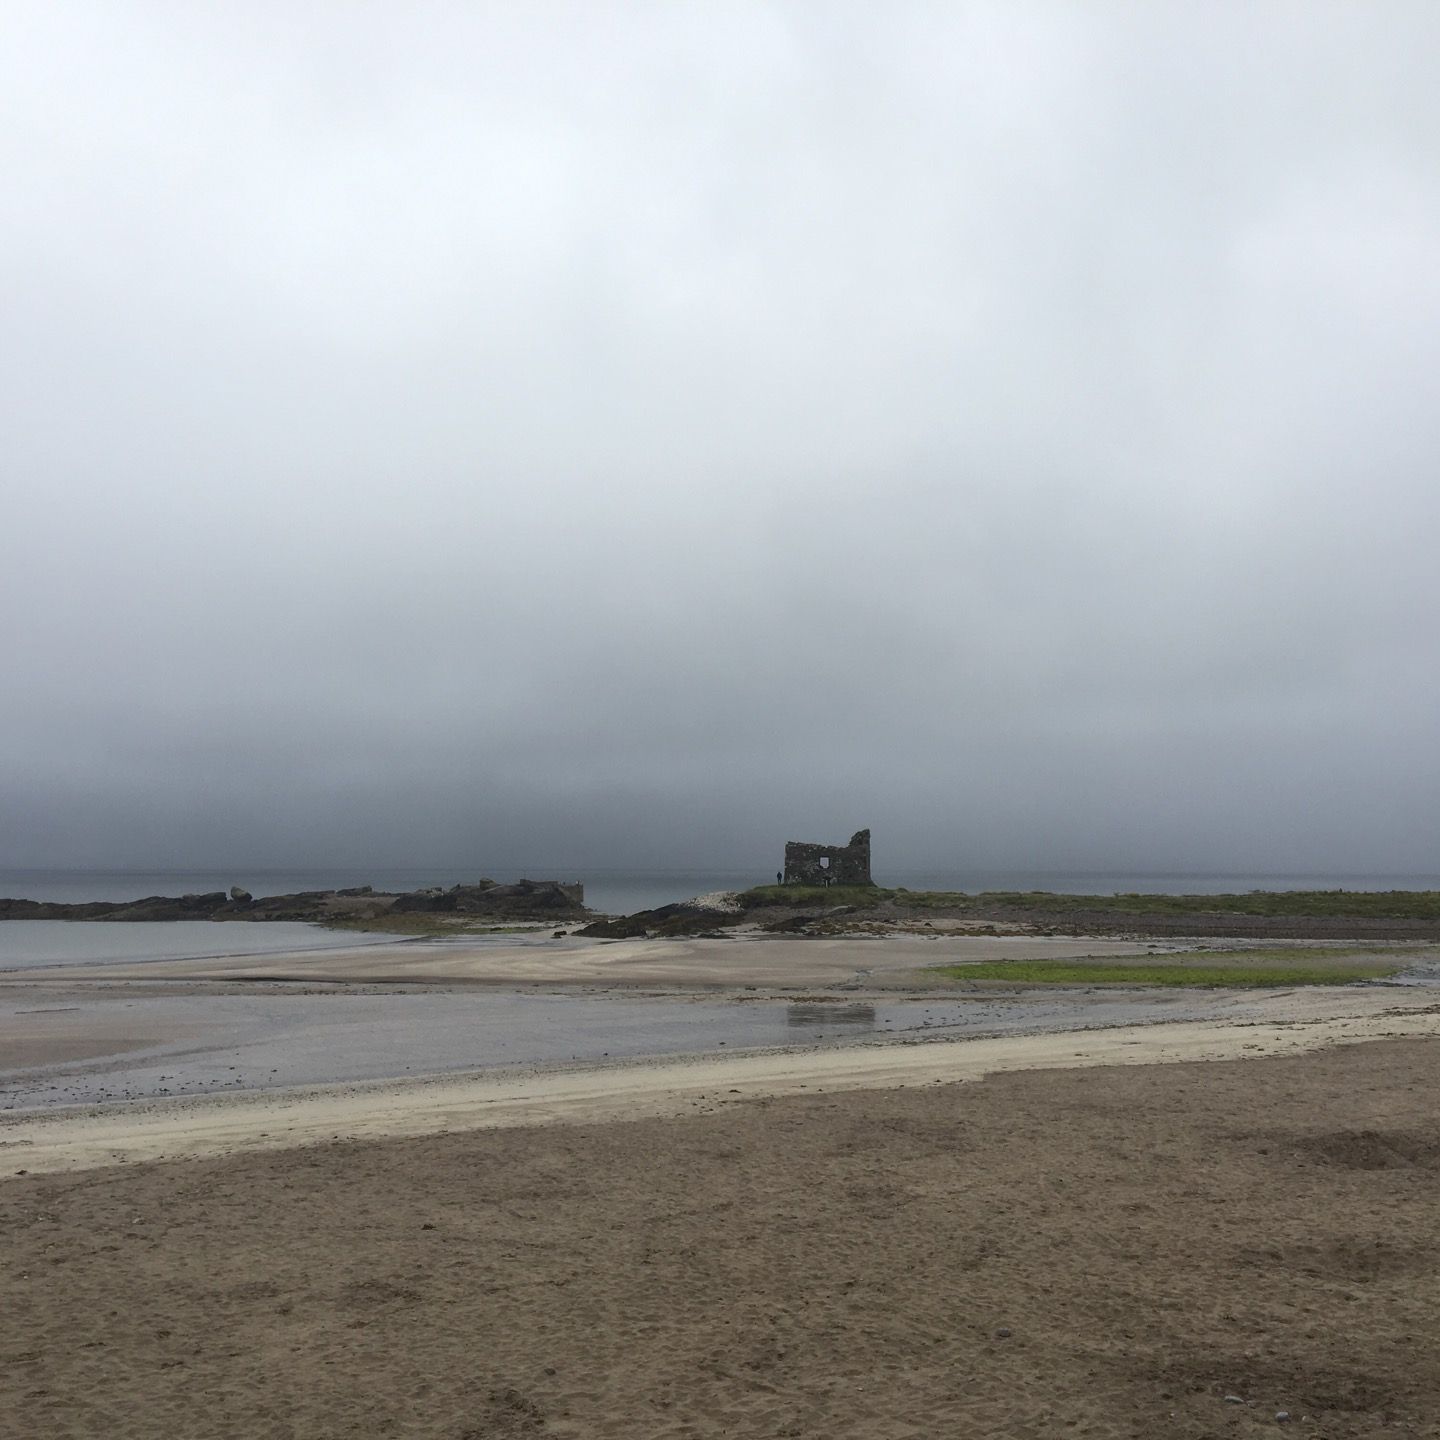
[3,2,1439,875]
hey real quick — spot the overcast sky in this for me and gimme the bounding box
[3,2,1439,877]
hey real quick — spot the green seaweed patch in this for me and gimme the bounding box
[321,914,541,937]
[929,951,1406,988]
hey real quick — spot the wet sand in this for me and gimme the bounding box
[5,1034,1440,1439]
[4,931,1435,1122]
[1,930,1171,988]
[0,931,1221,1113]
[1,985,1261,1110]
[4,985,1438,1173]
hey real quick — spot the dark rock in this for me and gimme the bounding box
[578,902,746,939]
[655,911,746,937]
[763,913,823,933]
[577,915,649,939]
[391,889,458,914]
[1,879,591,926]
[390,879,586,921]
[107,892,230,921]
[0,898,115,920]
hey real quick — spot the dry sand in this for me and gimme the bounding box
[5,1030,1440,1439]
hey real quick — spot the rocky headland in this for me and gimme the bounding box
[0,879,589,926]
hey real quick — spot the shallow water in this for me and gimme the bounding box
[0,921,400,971]
[1,988,1236,1112]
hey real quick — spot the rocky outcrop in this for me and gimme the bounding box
[0,898,118,920]
[577,902,746,940]
[0,892,231,921]
[0,878,591,924]
[390,879,587,920]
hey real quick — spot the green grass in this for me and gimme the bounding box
[929,950,1406,988]
[961,890,1440,919]
[742,885,897,908]
[740,885,1440,920]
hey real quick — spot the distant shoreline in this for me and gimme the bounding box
[7,882,1440,941]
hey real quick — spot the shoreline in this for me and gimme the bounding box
[5,985,1437,1174]
[8,876,1440,944]
[0,930,1175,988]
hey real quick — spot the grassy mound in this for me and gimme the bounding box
[930,948,1407,988]
[957,891,1440,920]
[741,885,898,908]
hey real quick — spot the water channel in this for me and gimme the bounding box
[2,985,1269,1112]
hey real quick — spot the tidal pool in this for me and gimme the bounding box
[3,987,1239,1111]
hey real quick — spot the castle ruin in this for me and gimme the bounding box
[782,828,873,886]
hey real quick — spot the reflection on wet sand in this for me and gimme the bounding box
[5,988,1233,1112]
[786,1003,876,1028]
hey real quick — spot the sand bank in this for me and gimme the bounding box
[0,931,1172,988]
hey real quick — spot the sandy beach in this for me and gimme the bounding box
[4,931,1440,1437]
[4,1029,1439,1439]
